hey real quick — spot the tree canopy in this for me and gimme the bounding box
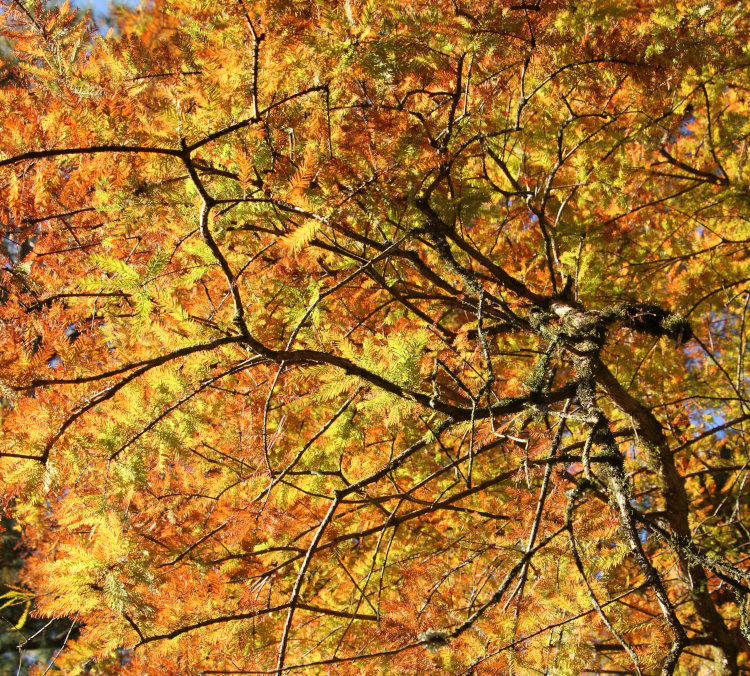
[1,0,750,673]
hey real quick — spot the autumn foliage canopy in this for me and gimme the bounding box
[1,0,750,673]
